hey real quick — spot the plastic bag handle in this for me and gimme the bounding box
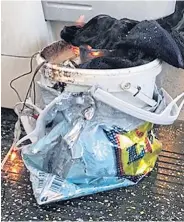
[14,94,66,149]
[91,87,184,125]
[161,91,184,116]
[14,132,38,150]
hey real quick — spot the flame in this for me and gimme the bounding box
[71,16,106,59]
[76,15,85,27]
[11,166,18,174]
[90,51,104,57]
[10,150,17,161]
[71,45,104,59]
[71,46,80,56]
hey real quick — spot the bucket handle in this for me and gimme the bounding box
[91,87,184,125]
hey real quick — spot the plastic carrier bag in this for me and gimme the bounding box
[20,89,163,205]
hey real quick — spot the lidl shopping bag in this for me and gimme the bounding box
[104,122,162,176]
[22,112,161,205]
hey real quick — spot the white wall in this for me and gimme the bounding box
[1,0,49,108]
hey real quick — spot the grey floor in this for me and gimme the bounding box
[1,108,184,221]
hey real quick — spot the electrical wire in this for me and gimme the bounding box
[2,53,45,170]
[9,52,39,102]
[7,52,45,113]
[21,61,46,112]
[33,77,36,105]
[1,53,32,58]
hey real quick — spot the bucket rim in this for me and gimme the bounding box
[37,39,162,75]
[38,54,162,75]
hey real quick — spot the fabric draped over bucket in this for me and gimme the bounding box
[60,14,184,69]
[21,84,164,205]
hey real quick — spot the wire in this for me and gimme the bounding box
[1,53,32,58]
[33,78,36,105]
[9,52,39,102]
[21,61,46,112]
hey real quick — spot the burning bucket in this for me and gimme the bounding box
[13,39,183,206]
[36,40,184,125]
[37,40,162,108]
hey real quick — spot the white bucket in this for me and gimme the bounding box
[34,41,184,125]
[37,52,162,108]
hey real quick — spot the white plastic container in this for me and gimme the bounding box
[34,40,184,126]
[37,53,162,108]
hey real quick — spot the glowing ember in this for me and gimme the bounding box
[10,151,17,161]
[71,46,80,56]
[11,166,18,174]
[71,45,104,60]
[90,51,104,57]
[70,16,107,61]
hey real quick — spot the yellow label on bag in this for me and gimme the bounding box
[117,122,162,176]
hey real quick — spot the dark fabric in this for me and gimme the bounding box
[172,30,184,60]
[78,45,152,69]
[157,1,184,32]
[79,56,151,69]
[158,0,184,65]
[60,7,184,69]
[61,15,138,49]
[114,20,183,68]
